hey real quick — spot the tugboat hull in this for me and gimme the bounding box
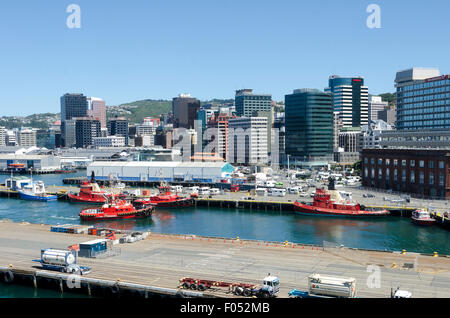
[294,202,390,217]
[79,206,154,221]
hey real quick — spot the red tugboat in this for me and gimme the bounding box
[294,178,389,217]
[411,209,436,226]
[135,185,194,208]
[68,181,123,203]
[79,198,154,221]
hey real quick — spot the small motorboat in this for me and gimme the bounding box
[134,185,194,208]
[411,209,435,226]
[18,181,58,201]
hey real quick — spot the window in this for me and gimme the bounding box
[371,158,375,165]
[410,171,415,183]
[402,160,406,167]
[402,170,406,182]
[439,173,445,186]
[429,161,434,169]
[386,168,390,180]
[394,159,398,166]
[364,158,368,164]
[378,158,383,165]
[419,171,424,184]
[394,169,398,181]
[419,160,424,168]
[430,172,435,185]
[439,161,444,169]
[364,167,368,178]
[371,168,375,179]
[378,168,382,180]
[386,159,390,166]
[410,160,415,167]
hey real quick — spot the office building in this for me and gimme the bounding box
[107,118,129,146]
[235,89,273,152]
[61,93,88,147]
[75,118,101,148]
[325,76,368,128]
[377,108,396,126]
[285,89,333,167]
[395,68,450,130]
[19,129,37,147]
[362,119,393,149]
[368,96,388,122]
[228,117,268,165]
[87,97,107,128]
[93,136,126,148]
[172,94,201,129]
[0,127,5,147]
[36,129,55,149]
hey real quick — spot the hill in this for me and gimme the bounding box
[107,99,172,124]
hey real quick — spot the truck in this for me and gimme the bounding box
[33,249,91,275]
[179,275,280,298]
[289,274,356,298]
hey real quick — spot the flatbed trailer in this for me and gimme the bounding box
[179,275,280,298]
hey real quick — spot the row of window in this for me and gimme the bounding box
[364,167,445,186]
[397,79,450,92]
[364,157,445,169]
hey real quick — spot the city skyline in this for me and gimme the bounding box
[1,0,450,116]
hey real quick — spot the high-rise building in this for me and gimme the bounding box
[61,93,88,121]
[172,94,201,129]
[395,68,450,130]
[75,118,101,148]
[285,89,333,167]
[325,76,368,128]
[235,89,273,152]
[87,97,107,128]
[228,117,268,165]
[107,118,129,146]
[61,93,88,147]
[36,129,55,149]
[368,96,388,122]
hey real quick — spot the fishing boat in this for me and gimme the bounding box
[18,180,58,201]
[411,209,435,226]
[79,198,154,221]
[68,181,124,203]
[294,185,389,217]
[135,185,194,208]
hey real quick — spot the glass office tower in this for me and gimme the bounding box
[285,89,333,166]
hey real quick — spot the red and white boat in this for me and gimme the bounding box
[79,198,154,221]
[411,209,435,226]
[134,185,194,208]
[294,188,389,217]
[68,181,124,203]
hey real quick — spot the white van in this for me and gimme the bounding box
[170,185,183,193]
[270,188,286,197]
[287,187,300,195]
[209,188,220,195]
[265,180,276,188]
[187,186,199,194]
[198,187,210,196]
[256,188,268,197]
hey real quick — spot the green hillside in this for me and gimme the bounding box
[107,99,172,124]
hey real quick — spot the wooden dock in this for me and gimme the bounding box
[1,221,450,298]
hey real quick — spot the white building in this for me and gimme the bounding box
[368,96,388,122]
[93,136,126,148]
[0,127,6,147]
[228,117,268,165]
[136,125,156,136]
[362,119,393,149]
[87,161,235,183]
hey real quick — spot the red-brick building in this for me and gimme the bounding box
[362,148,450,198]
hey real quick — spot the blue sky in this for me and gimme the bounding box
[0,0,449,116]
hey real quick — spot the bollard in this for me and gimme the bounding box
[433,252,439,258]
[236,236,240,242]
[392,262,397,269]
[402,249,406,255]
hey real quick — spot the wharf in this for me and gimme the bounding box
[0,221,449,298]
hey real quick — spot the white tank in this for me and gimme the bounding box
[41,249,76,266]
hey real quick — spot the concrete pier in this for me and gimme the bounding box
[0,221,449,298]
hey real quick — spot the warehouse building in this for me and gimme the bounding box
[0,154,61,171]
[87,161,235,183]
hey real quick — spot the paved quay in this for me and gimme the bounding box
[1,221,449,298]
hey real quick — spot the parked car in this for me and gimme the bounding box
[363,194,375,198]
